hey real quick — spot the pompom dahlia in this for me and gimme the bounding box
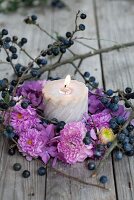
[57,122,93,164]
[17,80,46,109]
[9,105,40,135]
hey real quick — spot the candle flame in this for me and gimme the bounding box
[59,75,71,95]
[64,75,71,87]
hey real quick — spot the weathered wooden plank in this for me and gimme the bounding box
[95,0,134,199]
[0,139,46,200]
[46,0,116,200]
[0,9,53,200]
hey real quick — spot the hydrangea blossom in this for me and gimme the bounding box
[9,105,40,135]
[17,80,46,109]
[57,122,93,164]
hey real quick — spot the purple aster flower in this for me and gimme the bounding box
[18,128,45,160]
[9,105,41,135]
[57,122,93,164]
[18,124,58,163]
[87,112,112,131]
[17,80,46,109]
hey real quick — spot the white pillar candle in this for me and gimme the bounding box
[42,75,88,123]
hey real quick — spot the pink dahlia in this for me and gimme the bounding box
[57,122,93,164]
[10,105,40,135]
[87,112,112,131]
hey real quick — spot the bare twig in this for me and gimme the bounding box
[73,10,80,35]
[71,62,84,78]
[70,62,97,89]
[3,47,16,74]
[74,36,119,44]
[57,53,63,63]
[74,58,83,75]
[17,45,35,61]
[35,41,134,77]
[47,165,110,191]
[35,23,56,40]
[75,40,97,50]
[0,60,10,65]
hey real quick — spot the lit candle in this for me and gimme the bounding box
[59,75,71,95]
[42,75,88,123]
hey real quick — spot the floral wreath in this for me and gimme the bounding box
[3,80,134,183]
[0,11,134,189]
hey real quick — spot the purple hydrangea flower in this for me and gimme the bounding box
[17,80,46,109]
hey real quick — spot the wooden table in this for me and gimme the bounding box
[0,0,134,199]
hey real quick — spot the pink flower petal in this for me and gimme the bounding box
[41,152,50,164]
[131,119,134,126]
[90,129,97,140]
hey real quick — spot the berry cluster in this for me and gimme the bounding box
[84,71,98,89]
[24,12,87,78]
[0,29,28,64]
[101,92,120,112]
[41,117,66,134]
[124,87,134,108]
[117,124,134,156]
[24,15,38,24]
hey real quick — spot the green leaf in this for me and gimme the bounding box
[4,92,10,104]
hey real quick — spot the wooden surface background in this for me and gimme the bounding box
[0,0,134,199]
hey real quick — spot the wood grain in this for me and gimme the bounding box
[95,0,134,199]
